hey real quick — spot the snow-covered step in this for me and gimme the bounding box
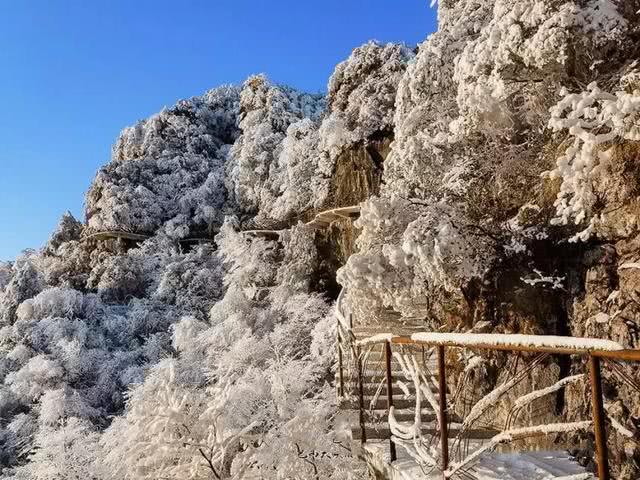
[351,425,497,441]
[342,397,437,411]
[357,370,435,377]
[359,353,437,363]
[342,381,440,394]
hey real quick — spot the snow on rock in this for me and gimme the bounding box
[521,269,565,290]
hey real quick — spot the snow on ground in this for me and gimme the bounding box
[472,451,593,480]
[364,441,593,480]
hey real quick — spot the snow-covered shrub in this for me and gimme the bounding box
[43,212,83,256]
[276,224,319,291]
[88,252,146,303]
[452,0,628,137]
[398,202,496,290]
[98,206,358,478]
[7,356,65,402]
[0,261,12,292]
[19,287,85,321]
[100,361,255,480]
[153,244,223,319]
[264,118,333,220]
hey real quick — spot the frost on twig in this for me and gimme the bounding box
[446,421,593,478]
[546,82,640,237]
[521,269,565,290]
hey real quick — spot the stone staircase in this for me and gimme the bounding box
[338,325,440,443]
[338,325,496,447]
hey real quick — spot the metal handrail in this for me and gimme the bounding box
[342,331,640,479]
[390,334,640,361]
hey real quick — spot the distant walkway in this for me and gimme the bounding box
[240,205,362,240]
[82,205,362,245]
[82,230,151,242]
[81,230,216,247]
[306,205,361,229]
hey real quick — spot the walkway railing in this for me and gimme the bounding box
[338,328,640,479]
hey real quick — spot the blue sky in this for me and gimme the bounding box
[0,0,437,261]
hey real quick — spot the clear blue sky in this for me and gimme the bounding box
[0,0,437,261]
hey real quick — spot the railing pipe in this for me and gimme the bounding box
[344,332,640,476]
[337,331,344,399]
[589,355,610,480]
[437,345,449,472]
[384,341,397,462]
[391,336,640,362]
[356,345,367,445]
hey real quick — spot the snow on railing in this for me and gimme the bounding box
[335,289,357,401]
[410,332,624,352]
[343,329,640,479]
[354,333,397,347]
[335,289,352,336]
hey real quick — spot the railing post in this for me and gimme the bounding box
[356,345,367,445]
[384,341,397,462]
[437,345,449,473]
[337,330,344,398]
[589,355,610,480]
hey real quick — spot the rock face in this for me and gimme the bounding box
[334,1,640,477]
[311,136,391,301]
[324,137,388,210]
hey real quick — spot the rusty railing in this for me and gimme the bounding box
[338,332,640,479]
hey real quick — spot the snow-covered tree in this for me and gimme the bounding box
[327,40,414,141]
[340,0,639,324]
[86,85,241,237]
[225,74,325,219]
[95,216,361,479]
[100,361,254,480]
[0,252,44,326]
[12,417,101,480]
